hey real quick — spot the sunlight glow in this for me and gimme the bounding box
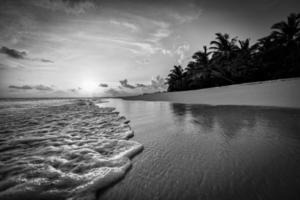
[81,80,98,93]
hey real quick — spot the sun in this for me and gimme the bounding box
[81,80,98,93]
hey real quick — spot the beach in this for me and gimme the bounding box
[124,78,300,108]
[1,2,300,199]
[0,87,300,200]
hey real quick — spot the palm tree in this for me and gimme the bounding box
[185,61,199,77]
[192,46,211,67]
[185,61,201,89]
[210,33,238,60]
[257,36,276,52]
[165,13,300,92]
[256,13,300,78]
[238,39,258,55]
[166,65,186,91]
[271,13,300,45]
[226,39,259,82]
[209,34,238,84]
[189,46,212,82]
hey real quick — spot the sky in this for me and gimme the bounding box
[0,0,299,97]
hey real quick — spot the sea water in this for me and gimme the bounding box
[0,98,142,200]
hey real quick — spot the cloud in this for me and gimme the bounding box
[119,79,136,89]
[141,20,173,55]
[0,63,25,70]
[150,75,167,90]
[161,49,172,56]
[69,87,82,92]
[9,85,32,90]
[99,83,109,87]
[110,20,139,32]
[0,46,54,63]
[169,10,202,24]
[136,83,147,87]
[74,21,172,56]
[135,76,167,93]
[147,21,172,43]
[107,38,165,55]
[0,46,27,59]
[175,44,190,64]
[40,58,54,63]
[104,75,168,97]
[104,88,134,97]
[35,84,53,91]
[31,0,96,15]
[8,84,53,91]
[78,18,173,56]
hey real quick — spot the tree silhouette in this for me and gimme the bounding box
[189,46,212,87]
[167,65,186,91]
[210,33,238,60]
[165,13,300,92]
[271,13,300,45]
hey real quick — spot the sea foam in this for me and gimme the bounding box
[0,99,143,200]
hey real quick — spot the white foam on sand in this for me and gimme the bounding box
[124,78,300,108]
[0,99,143,200]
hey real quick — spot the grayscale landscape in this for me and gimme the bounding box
[0,0,300,200]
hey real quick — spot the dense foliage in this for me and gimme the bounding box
[166,13,300,92]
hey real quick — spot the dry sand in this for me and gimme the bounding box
[123,78,300,108]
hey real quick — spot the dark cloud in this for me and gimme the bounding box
[136,83,146,87]
[0,46,27,59]
[69,87,82,92]
[40,58,54,63]
[8,84,53,91]
[70,88,77,92]
[35,85,53,91]
[119,79,136,89]
[104,88,131,97]
[9,85,32,90]
[0,46,54,63]
[99,83,109,87]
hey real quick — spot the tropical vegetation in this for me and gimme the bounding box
[166,13,300,92]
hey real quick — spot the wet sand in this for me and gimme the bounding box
[99,99,300,200]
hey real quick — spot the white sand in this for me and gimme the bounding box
[124,78,300,108]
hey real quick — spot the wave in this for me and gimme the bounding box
[0,99,143,200]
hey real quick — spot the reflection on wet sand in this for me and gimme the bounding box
[100,99,300,200]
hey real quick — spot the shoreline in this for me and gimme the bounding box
[122,78,300,108]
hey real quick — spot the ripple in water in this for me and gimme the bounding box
[0,99,143,200]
